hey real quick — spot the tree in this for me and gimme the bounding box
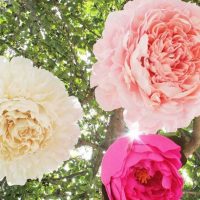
[0,0,200,199]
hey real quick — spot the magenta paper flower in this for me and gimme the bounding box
[91,0,200,132]
[101,134,183,200]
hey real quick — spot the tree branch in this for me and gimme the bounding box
[92,108,126,177]
[102,108,127,149]
[183,117,200,158]
[184,190,200,196]
[75,138,101,149]
[80,88,95,105]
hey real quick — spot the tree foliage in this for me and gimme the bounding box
[0,0,200,199]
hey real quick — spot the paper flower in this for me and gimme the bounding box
[91,0,200,132]
[0,56,83,185]
[101,134,183,200]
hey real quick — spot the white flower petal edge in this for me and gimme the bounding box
[0,56,83,185]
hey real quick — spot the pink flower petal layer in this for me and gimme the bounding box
[91,0,200,132]
[101,134,183,200]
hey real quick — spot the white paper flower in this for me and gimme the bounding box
[0,56,83,185]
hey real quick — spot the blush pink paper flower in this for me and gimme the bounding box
[101,134,183,200]
[91,0,200,132]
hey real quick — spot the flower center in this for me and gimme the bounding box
[135,168,151,184]
[0,98,52,161]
